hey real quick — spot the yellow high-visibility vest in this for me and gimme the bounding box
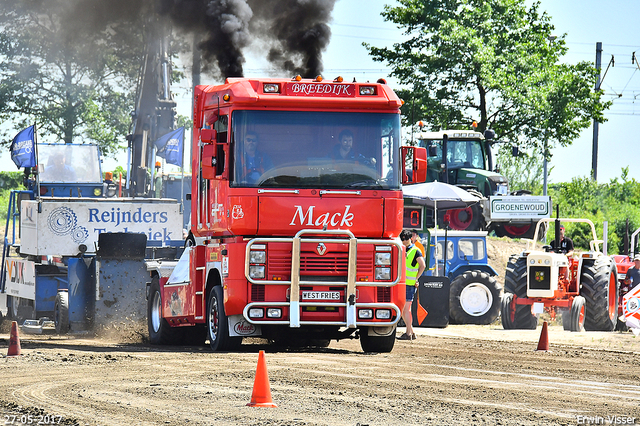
[406,245,420,286]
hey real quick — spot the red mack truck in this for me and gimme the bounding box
[146,76,427,352]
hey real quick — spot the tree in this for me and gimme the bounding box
[365,0,610,156]
[0,0,146,157]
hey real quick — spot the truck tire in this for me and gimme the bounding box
[449,271,501,324]
[54,291,70,335]
[502,256,538,329]
[147,277,182,345]
[207,286,242,352]
[359,326,396,353]
[569,296,586,332]
[447,204,483,231]
[580,257,619,331]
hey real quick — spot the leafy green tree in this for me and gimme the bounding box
[366,0,610,157]
[0,0,144,156]
[495,145,545,194]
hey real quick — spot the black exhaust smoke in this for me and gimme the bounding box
[19,0,336,79]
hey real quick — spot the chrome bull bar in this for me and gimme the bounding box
[244,229,403,328]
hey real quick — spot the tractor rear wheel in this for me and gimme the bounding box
[569,296,586,332]
[447,204,483,231]
[502,256,538,329]
[449,271,501,324]
[580,257,619,331]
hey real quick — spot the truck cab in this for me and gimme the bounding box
[147,77,428,353]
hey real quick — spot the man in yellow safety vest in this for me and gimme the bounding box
[399,229,426,340]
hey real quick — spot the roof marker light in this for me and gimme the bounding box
[359,86,376,95]
[263,83,280,93]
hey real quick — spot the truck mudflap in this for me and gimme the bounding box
[243,229,402,329]
[228,314,262,337]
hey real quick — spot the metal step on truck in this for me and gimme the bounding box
[0,143,184,334]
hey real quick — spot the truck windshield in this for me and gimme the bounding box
[420,138,486,171]
[230,110,401,190]
[37,144,102,183]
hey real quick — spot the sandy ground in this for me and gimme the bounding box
[1,237,638,426]
[0,323,639,426]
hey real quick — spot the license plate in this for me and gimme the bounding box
[301,291,340,300]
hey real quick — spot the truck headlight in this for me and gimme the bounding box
[249,265,265,279]
[358,309,373,319]
[250,251,266,264]
[249,308,264,318]
[376,309,391,319]
[267,308,282,318]
[375,267,391,280]
[375,252,391,266]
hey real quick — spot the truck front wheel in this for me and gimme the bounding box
[449,271,501,325]
[359,326,396,353]
[207,286,242,351]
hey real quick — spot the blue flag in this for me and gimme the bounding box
[10,125,36,168]
[154,127,184,167]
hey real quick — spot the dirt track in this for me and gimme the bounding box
[1,324,639,426]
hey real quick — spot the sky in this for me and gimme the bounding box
[2,0,640,185]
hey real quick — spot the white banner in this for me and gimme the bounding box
[489,196,551,220]
[20,199,183,256]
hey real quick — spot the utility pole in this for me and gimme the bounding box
[592,42,602,181]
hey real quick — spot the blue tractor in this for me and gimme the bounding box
[420,228,502,325]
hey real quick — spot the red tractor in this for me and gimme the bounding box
[502,218,619,332]
[611,227,640,330]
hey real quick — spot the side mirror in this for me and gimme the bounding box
[202,144,216,179]
[484,129,495,141]
[401,146,428,184]
[428,145,437,157]
[201,128,217,144]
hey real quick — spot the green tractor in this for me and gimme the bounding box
[415,129,548,239]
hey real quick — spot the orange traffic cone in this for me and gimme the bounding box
[247,350,277,407]
[7,321,22,357]
[536,321,550,352]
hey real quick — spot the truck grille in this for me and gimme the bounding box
[268,250,374,277]
[529,266,551,290]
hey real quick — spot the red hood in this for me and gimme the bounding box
[256,195,396,238]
